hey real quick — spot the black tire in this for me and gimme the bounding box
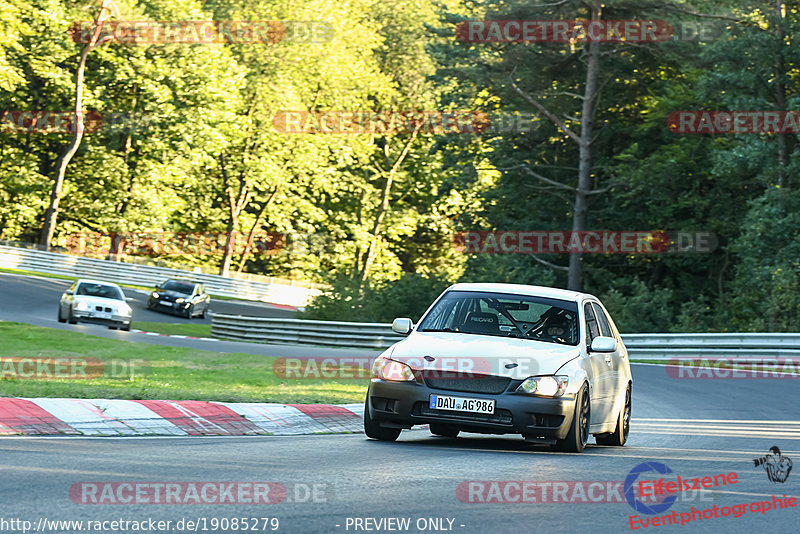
[596,383,631,446]
[57,308,66,323]
[185,304,194,319]
[429,423,459,438]
[67,309,78,324]
[554,384,590,453]
[121,324,131,332]
[109,326,117,330]
[363,398,401,441]
[199,306,206,319]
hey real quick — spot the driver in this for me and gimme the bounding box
[543,315,572,343]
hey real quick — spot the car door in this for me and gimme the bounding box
[592,301,626,417]
[583,301,613,425]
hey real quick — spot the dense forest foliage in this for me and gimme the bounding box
[1,0,798,332]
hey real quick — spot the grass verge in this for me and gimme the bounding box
[0,322,367,404]
[132,321,212,338]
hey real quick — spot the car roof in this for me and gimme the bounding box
[164,278,198,284]
[445,282,598,302]
[75,279,122,287]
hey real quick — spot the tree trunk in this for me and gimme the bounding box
[773,0,793,189]
[219,153,250,276]
[39,1,114,250]
[235,186,279,272]
[567,3,601,291]
[358,130,420,286]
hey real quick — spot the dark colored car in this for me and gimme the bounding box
[146,279,210,319]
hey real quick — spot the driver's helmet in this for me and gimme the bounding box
[543,313,572,341]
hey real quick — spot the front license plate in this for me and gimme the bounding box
[159,300,172,306]
[93,312,111,319]
[429,394,495,414]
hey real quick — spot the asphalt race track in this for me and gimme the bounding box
[1,274,799,533]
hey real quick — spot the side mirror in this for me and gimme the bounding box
[392,318,413,335]
[590,336,617,353]
[65,290,73,295]
[125,297,134,302]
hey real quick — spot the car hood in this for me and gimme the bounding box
[388,331,580,379]
[155,290,191,299]
[71,295,128,311]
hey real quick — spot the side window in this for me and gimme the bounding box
[583,302,600,345]
[591,303,613,337]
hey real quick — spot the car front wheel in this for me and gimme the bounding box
[57,307,66,323]
[554,384,590,453]
[363,398,401,441]
[67,309,78,324]
[596,383,631,446]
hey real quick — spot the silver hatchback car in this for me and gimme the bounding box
[364,283,632,452]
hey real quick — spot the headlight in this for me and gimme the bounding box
[517,375,569,397]
[371,358,415,382]
[151,292,159,298]
[74,301,90,311]
[175,298,185,303]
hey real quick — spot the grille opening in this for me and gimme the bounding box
[422,371,512,394]
[413,402,513,425]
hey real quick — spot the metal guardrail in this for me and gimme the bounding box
[0,245,321,307]
[211,315,800,356]
[211,315,404,349]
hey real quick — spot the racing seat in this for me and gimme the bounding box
[463,311,500,335]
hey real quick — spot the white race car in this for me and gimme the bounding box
[58,279,133,331]
[364,283,632,452]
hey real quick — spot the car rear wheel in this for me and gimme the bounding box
[363,398,401,441]
[429,423,459,438]
[596,383,631,446]
[554,384,590,453]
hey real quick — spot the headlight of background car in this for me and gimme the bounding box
[371,358,415,381]
[517,375,569,397]
[176,298,185,304]
[151,292,159,298]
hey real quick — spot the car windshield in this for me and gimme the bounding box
[418,290,579,346]
[161,280,194,294]
[75,283,124,301]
